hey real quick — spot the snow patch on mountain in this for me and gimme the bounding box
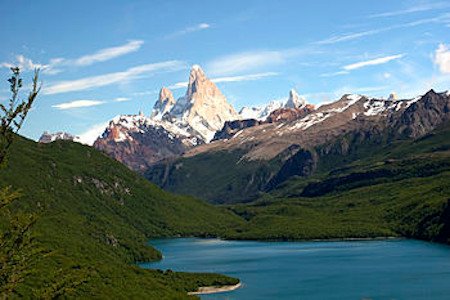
[239,89,308,121]
[239,99,285,121]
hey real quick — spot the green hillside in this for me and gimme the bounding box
[147,149,279,204]
[0,136,242,298]
[228,171,450,242]
[226,123,450,243]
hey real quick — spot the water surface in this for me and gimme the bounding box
[141,238,450,299]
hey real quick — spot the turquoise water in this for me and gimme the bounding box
[141,238,450,299]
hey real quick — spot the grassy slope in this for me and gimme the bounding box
[146,150,279,204]
[226,123,450,243]
[0,136,242,298]
[229,172,450,241]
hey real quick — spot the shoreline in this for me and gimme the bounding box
[151,235,403,243]
[187,282,242,295]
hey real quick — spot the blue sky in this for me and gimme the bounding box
[0,0,449,141]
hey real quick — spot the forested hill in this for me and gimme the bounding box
[0,135,242,298]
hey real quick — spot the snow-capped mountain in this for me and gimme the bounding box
[239,99,285,121]
[39,60,449,176]
[39,131,78,143]
[168,65,240,142]
[239,89,307,121]
[93,65,240,169]
[93,114,200,171]
[212,90,450,157]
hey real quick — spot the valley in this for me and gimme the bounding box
[8,64,450,299]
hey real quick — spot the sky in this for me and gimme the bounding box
[0,0,449,141]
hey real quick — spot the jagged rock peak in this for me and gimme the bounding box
[191,64,205,76]
[285,89,306,109]
[151,87,175,119]
[424,89,438,97]
[168,64,240,142]
[159,87,175,103]
[186,65,208,97]
[388,92,398,101]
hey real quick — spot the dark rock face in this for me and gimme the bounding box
[390,90,450,139]
[300,168,398,197]
[212,119,263,141]
[266,105,315,123]
[213,105,316,141]
[265,148,317,190]
[94,123,189,172]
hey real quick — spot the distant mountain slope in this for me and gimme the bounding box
[0,135,242,298]
[147,90,450,204]
[228,123,450,243]
[93,114,199,171]
[229,171,450,243]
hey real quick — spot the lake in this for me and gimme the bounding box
[140,238,450,299]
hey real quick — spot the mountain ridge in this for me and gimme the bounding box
[146,89,450,203]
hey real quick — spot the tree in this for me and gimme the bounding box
[0,67,40,166]
[0,67,41,296]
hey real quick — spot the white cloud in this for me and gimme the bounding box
[52,100,105,110]
[114,97,131,102]
[1,54,45,71]
[76,121,110,145]
[316,29,384,45]
[370,2,450,18]
[132,90,159,96]
[434,43,450,74]
[73,40,144,66]
[2,40,145,75]
[206,50,290,75]
[316,13,450,45]
[168,72,278,90]
[44,60,186,95]
[320,70,349,77]
[343,54,404,71]
[167,82,188,90]
[212,72,278,83]
[165,23,211,39]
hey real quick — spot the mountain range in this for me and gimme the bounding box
[40,65,313,171]
[39,66,450,204]
[148,89,450,203]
